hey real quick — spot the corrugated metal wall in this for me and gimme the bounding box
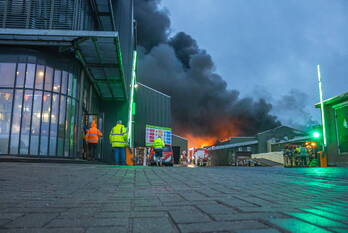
[172,134,188,155]
[0,0,96,30]
[114,0,134,89]
[134,83,171,147]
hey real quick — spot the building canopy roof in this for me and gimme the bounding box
[0,29,126,100]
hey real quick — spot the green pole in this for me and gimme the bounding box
[317,64,327,147]
[127,50,137,149]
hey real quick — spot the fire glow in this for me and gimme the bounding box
[183,126,240,149]
[184,134,218,149]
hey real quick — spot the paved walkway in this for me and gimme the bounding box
[0,163,348,233]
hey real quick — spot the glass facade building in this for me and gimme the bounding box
[0,49,79,157]
[0,0,172,162]
[0,0,136,160]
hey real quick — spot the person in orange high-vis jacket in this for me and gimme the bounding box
[85,120,103,160]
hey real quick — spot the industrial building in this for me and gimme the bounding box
[134,82,187,164]
[315,92,348,166]
[209,126,308,166]
[0,0,176,163]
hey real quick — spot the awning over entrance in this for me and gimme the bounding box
[0,29,126,100]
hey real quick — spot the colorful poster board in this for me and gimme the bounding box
[145,124,172,146]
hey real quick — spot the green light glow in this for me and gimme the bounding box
[313,131,320,138]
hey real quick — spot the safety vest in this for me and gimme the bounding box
[86,127,102,144]
[153,137,165,149]
[109,124,127,147]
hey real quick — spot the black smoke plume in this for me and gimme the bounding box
[134,0,281,139]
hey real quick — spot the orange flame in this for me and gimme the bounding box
[183,134,218,148]
[183,123,239,148]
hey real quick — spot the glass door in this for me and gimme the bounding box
[83,113,104,160]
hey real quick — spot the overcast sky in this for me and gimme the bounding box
[160,0,348,126]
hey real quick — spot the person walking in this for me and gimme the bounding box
[153,136,165,166]
[180,150,187,165]
[110,120,128,165]
[283,145,290,167]
[85,120,103,160]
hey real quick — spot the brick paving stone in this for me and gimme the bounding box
[314,205,348,217]
[1,207,68,214]
[46,217,128,228]
[270,218,332,233]
[180,192,210,201]
[212,212,288,221]
[1,163,348,233]
[197,203,237,215]
[329,228,348,233]
[0,219,11,226]
[169,209,211,223]
[301,208,348,222]
[235,229,281,233]
[0,213,23,220]
[134,198,162,207]
[86,226,127,233]
[133,217,176,233]
[0,228,84,233]
[3,213,59,228]
[94,212,130,218]
[60,207,100,218]
[178,220,268,233]
[218,198,259,208]
[288,212,348,227]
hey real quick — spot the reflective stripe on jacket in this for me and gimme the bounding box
[153,137,165,149]
[86,127,103,144]
[109,124,127,147]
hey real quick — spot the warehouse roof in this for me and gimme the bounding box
[209,140,258,151]
[315,92,348,108]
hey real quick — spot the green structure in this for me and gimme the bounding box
[315,92,348,166]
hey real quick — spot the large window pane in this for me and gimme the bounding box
[53,69,61,93]
[39,92,51,155]
[10,90,23,154]
[0,90,13,154]
[20,90,33,155]
[61,71,68,94]
[15,63,26,87]
[49,94,59,156]
[35,65,45,89]
[44,67,53,91]
[67,73,73,96]
[64,97,72,157]
[25,64,35,88]
[73,76,78,98]
[0,63,16,87]
[57,95,66,156]
[69,99,77,156]
[30,91,42,155]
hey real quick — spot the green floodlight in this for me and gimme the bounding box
[312,131,321,139]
